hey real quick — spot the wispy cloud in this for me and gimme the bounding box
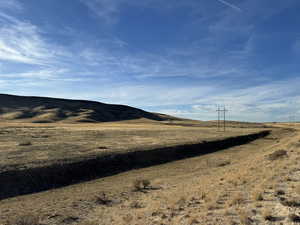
[1,68,70,80]
[216,0,242,12]
[81,0,119,24]
[0,0,22,11]
[0,15,64,65]
[158,78,300,122]
[81,0,199,24]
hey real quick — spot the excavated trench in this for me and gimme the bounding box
[0,130,270,200]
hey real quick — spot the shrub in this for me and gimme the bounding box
[268,150,287,160]
[130,201,146,209]
[216,160,231,167]
[229,192,245,206]
[263,209,284,222]
[263,209,274,221]
[95,192,120,206]
[253,191,264,201]
[133,179,151,191]
[238,209,253,225]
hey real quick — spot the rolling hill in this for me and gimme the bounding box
[0,94,170,123]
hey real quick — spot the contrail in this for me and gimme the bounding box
[216,0,242,12]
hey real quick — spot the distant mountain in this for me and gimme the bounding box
[0,94,171,123]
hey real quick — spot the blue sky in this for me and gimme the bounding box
[0,0,300,122]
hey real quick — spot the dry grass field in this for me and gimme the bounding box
[1,119,298,225]
[0,120,270,200]
[0,120,268,173]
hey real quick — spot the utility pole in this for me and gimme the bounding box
[216,105,228,132]
[216,105,222,131]
[223,106,228,132]
[216,105,220,131]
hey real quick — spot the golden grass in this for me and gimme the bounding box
[0,122,297,225]
[0,121,264,173]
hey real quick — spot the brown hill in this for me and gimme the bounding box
[0,94,170,123]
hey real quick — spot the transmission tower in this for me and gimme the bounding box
[216,106,228,132]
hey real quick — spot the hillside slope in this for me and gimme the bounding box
[0,94,167,123]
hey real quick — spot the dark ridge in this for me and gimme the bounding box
[0,93,168,122]
[0,130,270,200]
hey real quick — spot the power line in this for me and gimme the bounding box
[216,105,221,131]
[216,105,228,132]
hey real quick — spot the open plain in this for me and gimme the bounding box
[0,120,269,173]
[1,119,299,225]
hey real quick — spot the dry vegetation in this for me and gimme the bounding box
[1,121,299,225]
[0,121,264,173]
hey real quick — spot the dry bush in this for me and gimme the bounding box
[216,160,231,167]
[228,179,239,187]
[189,218,200,225]
[228,192,245,206]
[95,192,121,206]
[176,196,187,208]
[268,150,287,160]
[262,209,273,221]
[122,214,134,223]
[130,201,146,209]
[237,209,253,225]
[5,214,40,225]
[199,191,207,200]
[133,179,151,191]
[253,191,264,201]
[262,209,282,222]
[96,192,112,205]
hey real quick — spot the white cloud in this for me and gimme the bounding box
[77,46,245,80]
[0,5,83,82]
[0,2,73,67]
[1,68,69,79]
[95,84,215,107]
[0,18,63,65]
[156,78,300,122]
